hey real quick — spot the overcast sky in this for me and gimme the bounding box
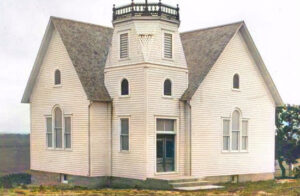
[0,0,299,134]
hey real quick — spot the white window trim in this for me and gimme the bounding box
[54,69,62,87]
[221,111,249,153]
[162,77,174,99]
[119,77,130,98]
[154,116,179,175]
[162,30,174,61]
[45,115,53,149]
[119,31,130,60]
[45,106,73,151]
[119,115,131,153]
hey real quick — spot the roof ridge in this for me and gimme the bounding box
[180,21,244,35]
[50,16,113,30]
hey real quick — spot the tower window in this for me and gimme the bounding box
[120,33,129,59]
[164,79,172,96]
[55,70,61,85]
[121,79,129,96]
[164,33,173,59]
[233,74,239,89]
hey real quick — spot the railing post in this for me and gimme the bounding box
[158,0,162,16]
[131,0,135,16]
[113,4,116,20]
[176,4,180,20]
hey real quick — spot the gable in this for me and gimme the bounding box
[22,17,113,103]
[180,22,283,106]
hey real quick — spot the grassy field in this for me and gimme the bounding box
[0,134,30,177]
[1,179,300,196]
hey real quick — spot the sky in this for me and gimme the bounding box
[0,0,299,134]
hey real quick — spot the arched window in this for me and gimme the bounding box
[55,70,61,85]
[121,79,129,96]
[233,74,239,89]
[232,110,240,150]
[54,107,63,148]
[164,79,172,96]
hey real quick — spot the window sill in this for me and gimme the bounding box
[119,57,130,62]
[119,95,130,99]
[162,57,174,62]
[221,150,248,154]
[46,148,72,152]
[119,150,130,154]
[232,88,241,92]
[162,95,174,99]
[53,84,62,88]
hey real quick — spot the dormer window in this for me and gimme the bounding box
[121,78,129,96]
[120,33,129,59]
[163,79,172,96]
[55,70,61,85]
[164,33,173,59]
[233,74,239,89]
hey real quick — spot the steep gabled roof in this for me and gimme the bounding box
[180,22,283,106]
[22,17,113,103]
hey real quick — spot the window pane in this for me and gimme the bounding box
[164,79,172,96]
[232,111,240,131]
[121,119,129,134]
[121,79,129,95]
[55,128,62,148]
[120,33,129,58]
[121,135,129,150]
[232,131,239,150]
[55,108,62,128]
[223,120,230,135]
[47,133,52,148]
[242,136,248,150]
[233,74,239,89]
[55,70,61,85]
[242,121,248,136]
[165,120,175,132]
[157,119,164,131]
[166,140,174,158]
[223,136,229,150]
[164,33,172,58]
[65,134,71,149]
[65,117,71,134]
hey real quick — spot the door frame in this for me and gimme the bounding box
[154,115,179,175]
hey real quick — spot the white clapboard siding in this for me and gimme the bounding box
[190,32,276,178]
[30,29,90,176]
[90,102,110,177]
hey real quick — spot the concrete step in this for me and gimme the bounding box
[170,180,210,188]
[174,185,224,191]
[167,177,200,183]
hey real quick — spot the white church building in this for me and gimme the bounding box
[22,0,283,189]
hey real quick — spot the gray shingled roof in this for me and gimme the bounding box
[52,17,113,102]
[180,22,243,101]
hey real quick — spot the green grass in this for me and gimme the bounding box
[1,179,300,196]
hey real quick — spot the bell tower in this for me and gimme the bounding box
[104,1,189,178]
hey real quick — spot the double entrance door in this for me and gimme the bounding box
[156,135,175,173]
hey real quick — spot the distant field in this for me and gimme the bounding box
[0,134,30,176]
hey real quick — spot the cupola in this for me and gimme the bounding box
[112,0,180,26]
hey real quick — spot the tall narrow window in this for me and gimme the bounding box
[242,120,248,150]
[120,33,129,59]
[55,70,61,85]
[164,79,172,96]
[233,74,239,89]
[46,117,52,148]
[223,119,230,151]
[121,79,129,96]
[120,118,129,151]
[64,117,71,149]
[54,107,63,148]
[164,33,173,58]
[232,110,240,150]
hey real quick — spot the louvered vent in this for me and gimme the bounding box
[164,33,173,59]
[120,33,129,58]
